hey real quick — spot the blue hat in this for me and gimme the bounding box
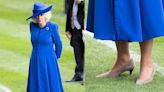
[26,2,53,20]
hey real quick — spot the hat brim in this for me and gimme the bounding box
[26,5,53,20]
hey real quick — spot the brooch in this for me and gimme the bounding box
[46,27,49,31]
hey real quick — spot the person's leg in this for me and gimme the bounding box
[97,41,134,78]
[115,41,131,66]
[136,39,155,84]
[73,40,84,79]
[67,29,84,82]
[73,29,84,80]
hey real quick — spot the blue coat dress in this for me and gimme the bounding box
[87,0,164,42]
[27,21,64,92]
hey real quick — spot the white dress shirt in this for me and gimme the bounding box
[71,0,83,30]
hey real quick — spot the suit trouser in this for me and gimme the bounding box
[70,28,85,78]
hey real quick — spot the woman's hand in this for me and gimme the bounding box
[65,31,72,40]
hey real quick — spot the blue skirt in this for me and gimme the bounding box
[27,50,64,92]
[86,0,164,42]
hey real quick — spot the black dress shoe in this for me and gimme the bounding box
[66,73,83,82]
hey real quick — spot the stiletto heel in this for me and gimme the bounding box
[96,59,134,78]
[129,68,134,75]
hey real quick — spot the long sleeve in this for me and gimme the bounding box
[66,0,74,32]
[52,24,62,59]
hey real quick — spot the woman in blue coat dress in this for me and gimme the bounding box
[87,0,164,85]
[26,2,64,92]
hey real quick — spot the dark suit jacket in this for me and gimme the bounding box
[66,0,84,32]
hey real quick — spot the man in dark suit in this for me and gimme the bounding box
[65,0,85,82]
[64,0,70,14]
